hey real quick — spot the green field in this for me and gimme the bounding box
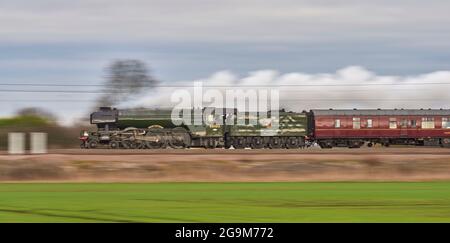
[0,182,450,222]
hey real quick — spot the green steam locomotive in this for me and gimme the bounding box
[80,107,308,149]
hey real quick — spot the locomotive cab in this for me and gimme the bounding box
[90,107,119,131]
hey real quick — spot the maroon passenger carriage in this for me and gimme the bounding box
[309,109,450,148]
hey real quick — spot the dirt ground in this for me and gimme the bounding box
[1,148,450,182]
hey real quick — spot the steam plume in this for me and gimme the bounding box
[122,66,450,111]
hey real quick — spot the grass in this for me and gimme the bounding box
[0,182,449,222]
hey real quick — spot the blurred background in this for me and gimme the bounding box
[2,1,450,224]
[1,0,450,149]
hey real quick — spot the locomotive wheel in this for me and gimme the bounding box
[145,129,167,149]
[233,137,247,149]
[205,138,218,149]
[109,141,119,149]
[285,137,299,149]
[170,140,186,149]
[146,138,166,149]
[442,138,450,148]
[251,137,265,149]
[170,128,191,149]
[87,140,98,149]
[268,137,282,149]
[135,140,146,149]
[121,140,137,149]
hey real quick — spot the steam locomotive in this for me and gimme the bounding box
[80,107,450,149]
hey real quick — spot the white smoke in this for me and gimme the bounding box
[121,66,450,112]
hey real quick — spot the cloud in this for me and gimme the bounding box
[123,66,450,112]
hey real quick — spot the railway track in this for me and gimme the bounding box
[2,147,449,155]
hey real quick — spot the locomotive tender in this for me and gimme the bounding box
[80,107,450,149]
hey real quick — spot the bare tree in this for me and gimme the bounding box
[16,107,57,122]
[97,59,158,107]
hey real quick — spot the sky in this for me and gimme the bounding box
[1,0,450,124]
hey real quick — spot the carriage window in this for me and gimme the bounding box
[409,120,417,128]
[400,119,408,127]
[389,118,397,129]
[353,118,360,129]
[443,118,450,129]
[334,119,341,128]
[421,117,435,129]
[367,119,373,128]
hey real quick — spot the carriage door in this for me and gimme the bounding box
[400,117,408,137]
